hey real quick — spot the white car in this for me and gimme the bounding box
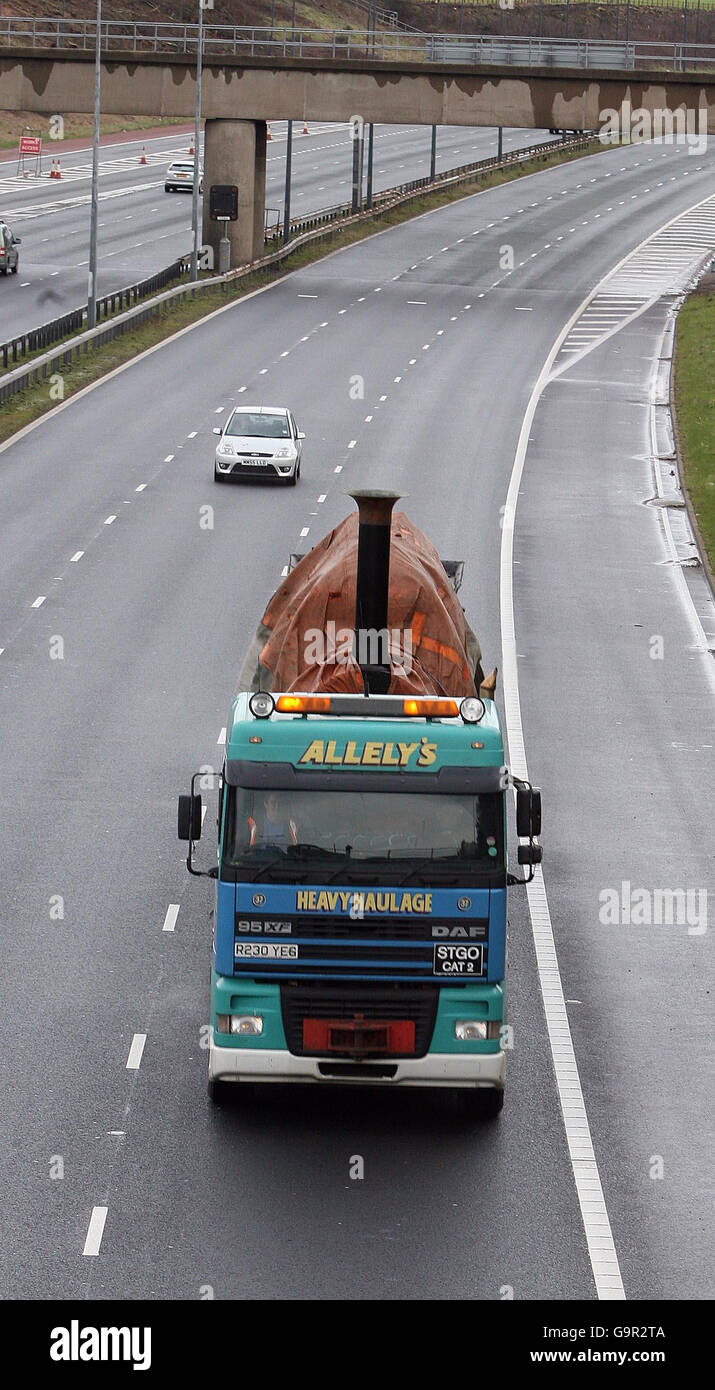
[214,406,304,485]
[164,160,203,193]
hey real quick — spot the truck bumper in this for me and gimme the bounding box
[209,1037,506,1089]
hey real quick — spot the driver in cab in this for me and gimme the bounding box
[248,791,299,849]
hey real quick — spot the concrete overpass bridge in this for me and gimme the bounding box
[1,21,712,264]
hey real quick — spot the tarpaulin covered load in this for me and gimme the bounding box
[238,508,483,697]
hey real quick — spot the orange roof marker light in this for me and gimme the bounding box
[275,694,331,715]
[403,698,459,719]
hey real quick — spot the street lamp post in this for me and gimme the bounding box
[190,1,205,282]
[87,0,102,329]
[283,0,297,244]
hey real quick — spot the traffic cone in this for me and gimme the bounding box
[55,159,62,178]
[267,124,272,140]
[140,145,147,165]
[49,159,56,178]
[189,141,195,155]
[302,123,309,135]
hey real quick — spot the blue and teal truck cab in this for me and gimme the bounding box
[179,492,542,1116]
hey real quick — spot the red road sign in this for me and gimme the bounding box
[19,136,42,155]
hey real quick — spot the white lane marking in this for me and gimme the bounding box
[317,494,326,503]
[259,368,267,374]
[515,306,533,311]
[126,1033,147,1070]
[500,269,631,1310]
[0,649,4,656]
[379,395,387,402]
[364,415,373,422]
[407,300,426,305]
[300,527,310,538]
[20,280,30,287]
[32,596,45,608]
[83,1206,108,1257]
[217,727,226,745]
[348,440,356,449]
[162,903,180,934]
[188,431,197,438]
[70,551,84,562]
[394,375,402,382]
[334,465,342,473]
[104,515,116,525]
[281,349,290,356]
[164,454,174,463]
[135,483,147,492]
[214,406,224,413]
[298,293,317,298]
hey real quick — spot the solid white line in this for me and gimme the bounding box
[126,1033,147,1070]
[83,1206,108,1257]
[495,221,702,1303]
[162,903,180,934]
[217,727,226,745]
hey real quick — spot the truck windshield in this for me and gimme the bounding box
[223,786,503,879]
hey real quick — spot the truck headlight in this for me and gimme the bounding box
[460,697,485,723]
[249,691,275,718]
[455,1020,487,1041]
[230,1015,263,1036]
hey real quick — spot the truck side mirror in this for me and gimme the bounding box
[518,844,543,866]
[516,785,541,838]
[516,786,531,838]
[178,793,202,841]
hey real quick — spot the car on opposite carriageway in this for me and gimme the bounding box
[164,159,204,193]
[0,219,21,275]
[213,406,305,485]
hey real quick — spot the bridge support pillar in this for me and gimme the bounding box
[202,118,266,268]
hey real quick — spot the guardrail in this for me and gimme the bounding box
[265,132,570,240]
[0,256,189,369]
[0,132,596,408]
[0,19,713,69]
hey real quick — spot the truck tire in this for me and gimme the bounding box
[460,1087,504,1119]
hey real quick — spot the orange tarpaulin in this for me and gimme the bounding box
[238,510,482,698]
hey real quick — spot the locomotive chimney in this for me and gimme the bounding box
[350,490,401,695]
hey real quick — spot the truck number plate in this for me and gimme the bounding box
[433,943,483,977]
[234,942,299,960]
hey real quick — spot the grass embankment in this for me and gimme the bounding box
[0,136,602,447]
[0,112,192,152]
[673,279,715,584]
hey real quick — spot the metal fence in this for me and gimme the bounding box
[0,19,712,69]
[0,255,188,370]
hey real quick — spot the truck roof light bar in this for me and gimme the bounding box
[271,693,461,719]
[275,694,331,714]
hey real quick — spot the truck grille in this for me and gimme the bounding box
[281,981,438,1058]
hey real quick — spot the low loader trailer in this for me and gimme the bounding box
[179,492,542,1115]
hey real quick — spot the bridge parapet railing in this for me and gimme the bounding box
[0,19,712,69]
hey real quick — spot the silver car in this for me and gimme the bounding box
[0,220,21,275]
[164,160,203,193]
[214,406,304,485]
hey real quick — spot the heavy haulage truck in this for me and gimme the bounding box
[179,492,542,1115]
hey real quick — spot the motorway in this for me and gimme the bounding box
[0,134,713,1301]
[0,120,557,342]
